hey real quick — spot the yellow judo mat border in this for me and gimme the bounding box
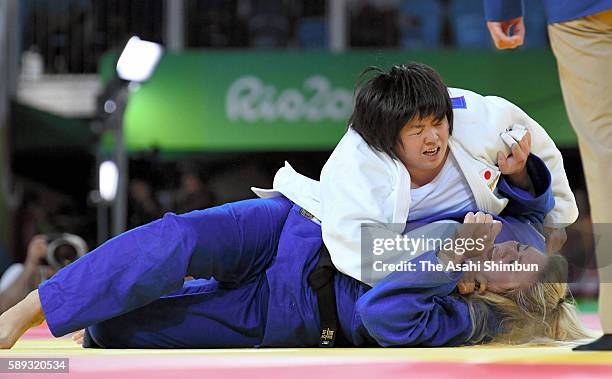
[4,337,612,367]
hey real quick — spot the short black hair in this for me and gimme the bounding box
[349,63,453,159]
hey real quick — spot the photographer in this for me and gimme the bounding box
[0,236,53,314]
[0,234,86,314]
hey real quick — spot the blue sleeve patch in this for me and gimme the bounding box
[451,96,467,109]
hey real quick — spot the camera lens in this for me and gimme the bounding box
[54,244,79,266]
[46,234,88,269]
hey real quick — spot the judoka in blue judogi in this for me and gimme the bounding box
[38,154,554,348]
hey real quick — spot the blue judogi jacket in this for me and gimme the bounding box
[40,155,554,348]
[484,0,612,24]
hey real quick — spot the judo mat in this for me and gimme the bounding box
[2,313,611,379]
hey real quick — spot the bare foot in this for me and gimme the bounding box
[0,290,45,349]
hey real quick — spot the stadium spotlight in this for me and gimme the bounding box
[99,160,119,202]
[116,36,163,83]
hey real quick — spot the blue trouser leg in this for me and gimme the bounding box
[39,197,292,337]
[86,278,270,348]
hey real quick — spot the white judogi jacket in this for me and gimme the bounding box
[253,88,578,283]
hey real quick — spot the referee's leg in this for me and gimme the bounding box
[549,9,612,349]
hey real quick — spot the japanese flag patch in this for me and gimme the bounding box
[481,168,501,191]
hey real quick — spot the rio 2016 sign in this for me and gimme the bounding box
[106,50,572,152]
[226,75,353,123]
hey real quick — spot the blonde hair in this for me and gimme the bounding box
[463,255,596,345]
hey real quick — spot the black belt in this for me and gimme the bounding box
[307,244,349,347]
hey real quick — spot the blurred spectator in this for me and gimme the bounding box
[128,178,162,228]
[350,0,400,47]
[21,0,161,74]
[187,0,248,47]
[174,165,216,214]
[208,162,270,204]
[22,0,96,73]
[12,178,88,264]
[17,0,551,75]
[398,0,444,49]
[243,0,293,48]
[126,151,171,228]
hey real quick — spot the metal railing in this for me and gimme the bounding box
[20,0,330,73]
[22,0,163,74]
[19,0,547,75]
